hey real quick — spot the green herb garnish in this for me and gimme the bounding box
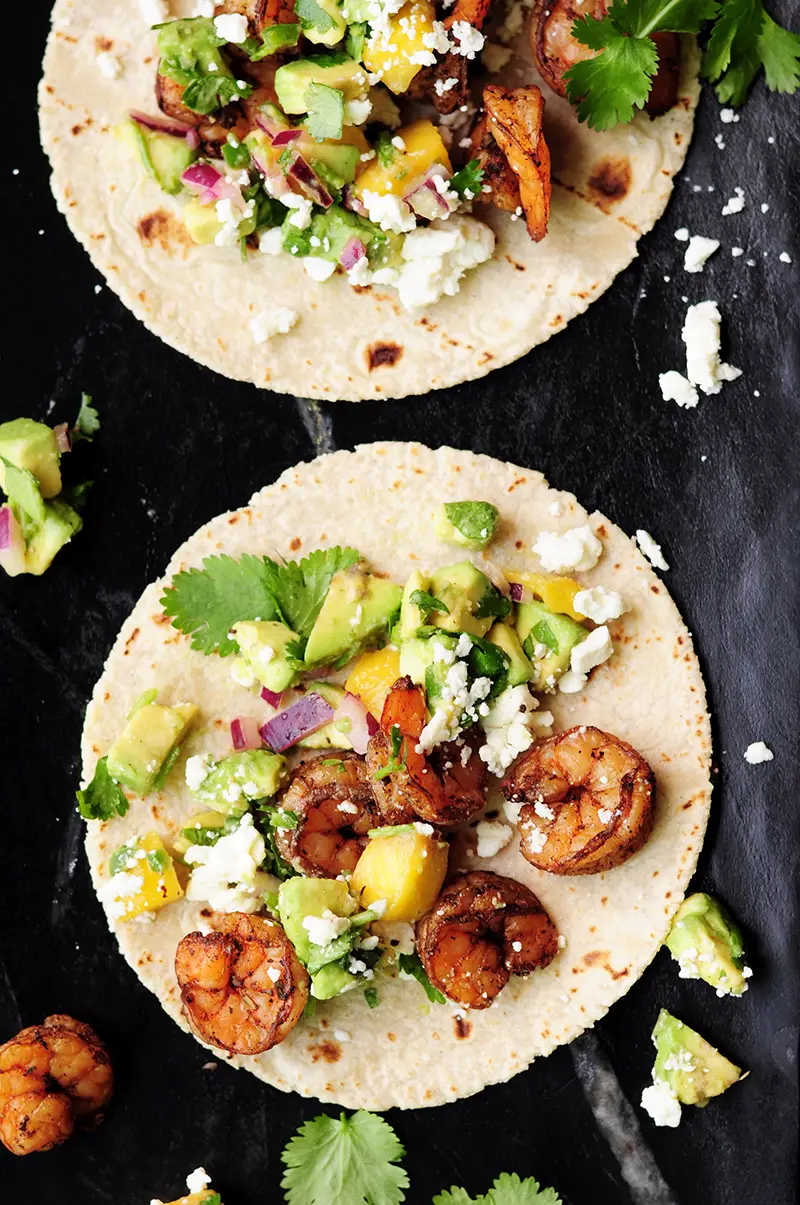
[449,159,485,199]
[375,130,398,167]
[281,1111,409,1205]
[409,589,449,617]
[397,951,445,1004]
[434,1172,562,1204]
[76,757,129,821]
[531,619,558,655]
[346,21,368,60]
[372,724,407,781]
[146,847,170,873]
[294,0,338,34]
[364,986,380,1008]
[306,82,345,141]
[72,393,100,443]
[474,583,511,622]
[247,22,301,59]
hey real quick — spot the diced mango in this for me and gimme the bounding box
[345,646,402,720]
[351,827,448,923]
[363,0,436,95]
[355,118,451,196]
[105,832,183,922]
[164,1192,221,1205]
[505,571,585,622]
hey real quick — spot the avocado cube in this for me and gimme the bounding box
[277,877,354,964]
[301,0,348,46]
[156,17,233,82]
[107,702,198,796]
[280,204,384,264]
[232,619,300,693]
[128,120,198,196]
[652,1009,743,1107]
[21,499,82,576]
[398,633,457,687]
[486,621,533,687]
[0,418,62,499]
[310,961,358,999]
[433,501,499,551]
[182,198,224,245]
[190,749,287,813]
[665,893,750,997]
[300,139,360,185]
[516,599,587,691]
[274,54,366,115]
[303,566,402,667]
[397,569,433,642]
[428,561,506,639]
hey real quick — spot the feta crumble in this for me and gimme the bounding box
[478,684,551,776]
[213,13,248,42]
[302,910,351,946]
[344,98,373,126]
[395,215,494,310]
[476,820,513,858]
[451,20,485,58]
[674,228,690,242]
[259,227,283,256]
[185,814,272,914]
[249,307,298,344]
[743,741,773,765]
[682,301,741,395]
[719,108,740,124]
[186,1169,211,1195]
[572,586,628,624]
[362,190,417,235]
[659,369,699,409]
[721,186,745,216]
[640,1078,682,1127]
[635,529,669,571]
[533,524,602,573]
[303,257,337,282]
[96,51,123,80]
[185,753,214,793]
[559,626,613,694]
[684,235,720,273]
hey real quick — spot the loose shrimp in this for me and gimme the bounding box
[502,726,655,875]
[175,913,309,1055]
[467,115,522,214]
[482,85,551,242]
[366,677,487,827]
[416,871,559,1009]
[531,0,679,116]
[274,753,378,878]
[0,1015,113,1156]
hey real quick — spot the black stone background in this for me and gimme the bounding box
[1,3,798,1203]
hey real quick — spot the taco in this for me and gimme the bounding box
[80,443,711,1109]
[40,1,698,401]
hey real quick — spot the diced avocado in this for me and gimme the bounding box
[127,120,198,196]
[22,499,82,576]
[665,893,749,997]
[486,622,532,687]
[310,962,356,999]
[517,599,587,692]
[296,684,353,749]
[280,203,384,263]
[278,877,354,963]
[275,54,366,115]
[107,702,198,796]
[342,0,372,19]
[652,1009,743,1107]
[301,0,348,46]
[0,418,61,499]
[172,809,230,857]
[428,562,508,639]
[309,141,360,183]
[182,198,223,245]
[399,633,456,689]
[190,749,288,814]
[397,569,432,641]
[304,566,402,666]
[232,619,300,694]
[157,17,233,82]
[433,501,499,551]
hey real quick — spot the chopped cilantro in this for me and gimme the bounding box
[409,588,449,617]
[281,1111,408,1205]
[182,73,251,114]
[364,986,380,1008]
[72,393,100,443]
[152,744,181,791]
[474,583,511,622]
[306,82,345,142]
[248,22,301,59]
[372,723,407,781]
[704,0,800,104]
[449,159,485,199]
[200,1195,222,1205]
[531,619,558,655]
[321,758,347,770]
[109,841,138,876]
[76,757,129,822]
[295,0,338,34]
[265,806,299,830]
[397,951,445,1004]
[346,21,368,61]
[434,1172,562,1205]
[443,500,498,542]
[375,131,398,167]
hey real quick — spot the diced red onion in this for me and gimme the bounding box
[260,693,334,753]
[255,110,289,140]
[260,686,283,708]
[509,582,523,603]
[0,506,26,576]
[0,506,12,551]
[285,151,333,208]
[231,717,262,751]
[336,692,375,755]
[181,162,242,206]
[404,168,452,220]
[185,128,201,151]
[271,128,302,147]
[343,186,369,218]
[53,423,71,453]
[366,712,379,736]
[249,148,291,199]
[131,109,195,138]
[340,237,366,270]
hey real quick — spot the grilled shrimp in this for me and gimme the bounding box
[467,115,522,213]
[531,0,680,116]
[483,85,551,241]
[416,871,558,1009]
[176,913,309,1055]
[502,726,655,875]
[274,753,379,878]
[0,1015,113,1155]
[155,73,250,156]
[366,677,487,827]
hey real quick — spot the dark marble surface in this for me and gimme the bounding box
[1,3,798,1203]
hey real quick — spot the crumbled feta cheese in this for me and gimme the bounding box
[482,43,513,72]
[434,76,460,96]
[362,190,417,234]
[635,529,669,571]
[96,51,123,79]
[344,98,373,126]
[719,108,740,124]
[533,524,602,573]
[302,909,350,946]
[303,257,337,282]
[395,215,494,310]
[454,632,474,658]
[214,13,248,42]
[214,197,255,247]
[641,1079,682,1127]
[450,20,485,58]
[193,0,215,14]
[185,753,214,793]
[659,369,699,409]
[534,801,554,820]
[139,0,168,25]
[548,499,563,517]
[475,819,513,858]
[573,586,628,624]
[374,919,415,953]
[338,801,359,815]
[478,684,551,776]
[682,301,741,395]
[674,228,690,241]
[186,1170,211,1195]
[185,814,272,913]
[744,741,773,765]
[779,251,792,264]
[721,186,745,216]
[333,1028,352,1042]
[249,307,298,344]
[684,235,720,273]
[558,626,613,695]
[99,871,144,920]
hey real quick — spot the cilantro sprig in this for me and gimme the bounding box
[565,0,800,129]
[281,1111,409,1205]
[450,160,485,199]
[372,723,407,781]
[76,757,129,821]
[306,82,345,142]
[434,1173,562,1205]
[397,951,446,1004]
[409,589,449,617]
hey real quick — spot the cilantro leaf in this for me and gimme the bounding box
[434,1172,562,1205]
[76,757,130,821]
[268,546,360,637]
[531,619,558,655]
[72,393,100,443]
[474,583,511,621]
[443,500,498,541]
[306,82,345,141]
[609,0,720,37]
[397,951,446,1004]
[295,0,337,34]
[182,73,250,114]
[281,1111,409,1205]
[161,553,282,656]
[449,160,485,199]
[364,986,380,1007]
[566,26,658,129]
[702,0,764,83]
[757,12,800,92]
[434,1191,476,1205]
[249,22,301,59]
[409,589,449,616]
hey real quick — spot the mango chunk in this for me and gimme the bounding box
[363,0,437,95]
[351,826,448,922]
[345,646,402,719]
[505,571,585,622]
[355,118,451,196]
[104,832,183,922]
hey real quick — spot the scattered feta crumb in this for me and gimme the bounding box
[721,186,745,216]
[779,251,792,264]
[682,300,741,395]
[559,626,613,695]
[641,1079,682,1127]
[719,108,740,124]
[659,369,699,409]
[186,1169,211,1195]
[573,586,628,624]
[674,228,690,242]
[478,685,551,776]
[96,51,123,79]
[548,499,563,517]
[731,246,744,257]
[743,741,773,765]
[534,524,602,573]
[249,307,298,344]
[362,190,417,235]
[185,753,214,792]
[302,910,350,946]
[635,529,669,571]
[475,820,513,859]
[684,235,720,274]
[214,13,248,42]
[185,815,271,914]
[303,257,337,282]
[259,227,283,256]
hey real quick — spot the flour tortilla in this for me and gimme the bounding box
[81,443,711,1109]
[40,2,699,401]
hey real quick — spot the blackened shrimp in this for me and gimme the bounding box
[274,753,378,878]
[0,1016,113,1156]
[467,115,523,214]
[366,677,487,827]
[483,85,551,242]
[416,871,558,1009]
[502,726,655,875]
[531,0,679,116]
[175,913,309,1055]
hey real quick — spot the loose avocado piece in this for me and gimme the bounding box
[397,569,433,641]
[157,17,233,84]
[433,501,499,551]
[280,203,384,263]
[516,599,587,691]
[652,1009,743,1107]
[301,0,348,46]
[275,54,366,115]
[181,198,223,245]
[428,562,508,639]
[0,418,61,499]
[296,684,353,749]
[486,622,532,687]
[399,633,456,686]
[665,893,750,997]
[173,809,231,857]
[22,500,82,576]
[309,142,360,183]
[310,961,357,999]
[190,749,288,814]
[277,877,354,963]
[232,619,300,694]
[127,120,198,195]
[107,702,198,796]
[304,566,402,666]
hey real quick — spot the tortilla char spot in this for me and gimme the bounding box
[123,626,141,654]
[674,131,683,145]
[290,537,302,551]
[588,157,632,211]
[136,209,192,256]
[505,256,525,271]
[478,351,494,366]
[308,1039,341,1064]
[368,342,403,371]
[71,118,93,136]
[596,523,608,538]
[200,908,213,918]
[454,1015,472,1040]
[227,514,240,526]
[386,1032,396,1042]
[95,36,114,52]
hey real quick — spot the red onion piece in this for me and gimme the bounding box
[130,109,195,138]
[335,692,376,755]
[185,128,201,151]
[509,582,523,603]
[260,693,334,753]
[340,237,366,270]
[181,162,242,206]
[260,686,283,708]
[231,717,263,751]
[255,110,289,140]
[405,179,451,220]
[53,423,71,454]
[248,145,291,198]
[0,506,12,551]
[0,506,26,576]
[343,186,369,218]
[366,712,379,736]
[285,151,333,208]
[271,128,302,147]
